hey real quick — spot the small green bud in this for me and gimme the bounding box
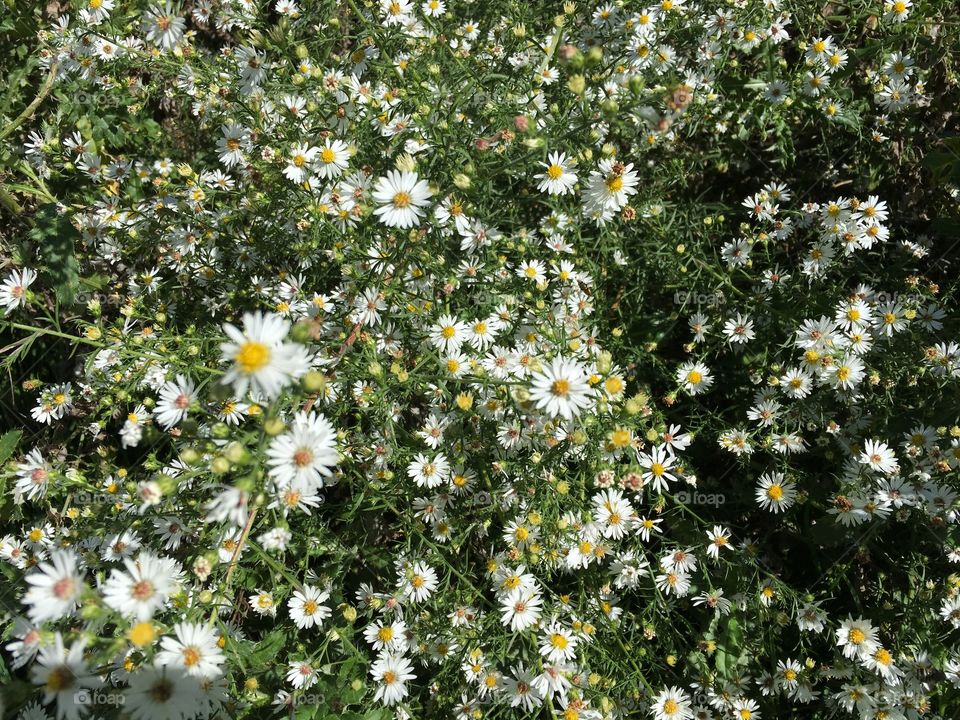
[303,370,327,392]
[264,417,286,436]
[290,321,312,344]
[225,442,250,465]
[585,46,604,67]
[211,456,231,474]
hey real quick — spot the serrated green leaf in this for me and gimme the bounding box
[0,429,21,465]
[31,203,80,304]
[246,628,289,666]
[716,617,743,679]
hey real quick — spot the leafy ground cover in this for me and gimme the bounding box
[1,1,960,719]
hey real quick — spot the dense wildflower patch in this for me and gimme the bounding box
[1,1,959,719]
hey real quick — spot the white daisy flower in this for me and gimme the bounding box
[528,356,593,420]
[266,411,340,492]
[287,586,332,629]
[536,151,578,195]
[220,312,309,399]
[23,550,84,623]
[155,622,225,679]
[372,170,433,228]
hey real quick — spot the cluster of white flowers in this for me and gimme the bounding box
[1,0,957,719]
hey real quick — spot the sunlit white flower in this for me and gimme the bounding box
[102,552,180,621]
[755,472,797,513]
[154,375,196,429]
[677,361,713,395]
[156,622,225,679]
[860,439,898,475]
[266,411,340,492]
[539,623,578,664]
[836,617,879,660]
[500,588,543,632]
[0,267,36,314]
[287,586,332,629]
[528,357,593,420]
[371,654,416,705]
[220,312,309,399]
[372,170,433,228]
[650,686,693,720]
[23,550,84,623]
[536,152,578,195]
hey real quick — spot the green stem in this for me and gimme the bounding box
[0,63,59,142]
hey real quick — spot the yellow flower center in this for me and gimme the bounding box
[392,191,411,208]
[235,341,271,373]
[46,666,75,692]
[611,429,631,448]
[546,164,564,180]
[551,379,570,397]
[129,622,156,647]
[182,647,201,667]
